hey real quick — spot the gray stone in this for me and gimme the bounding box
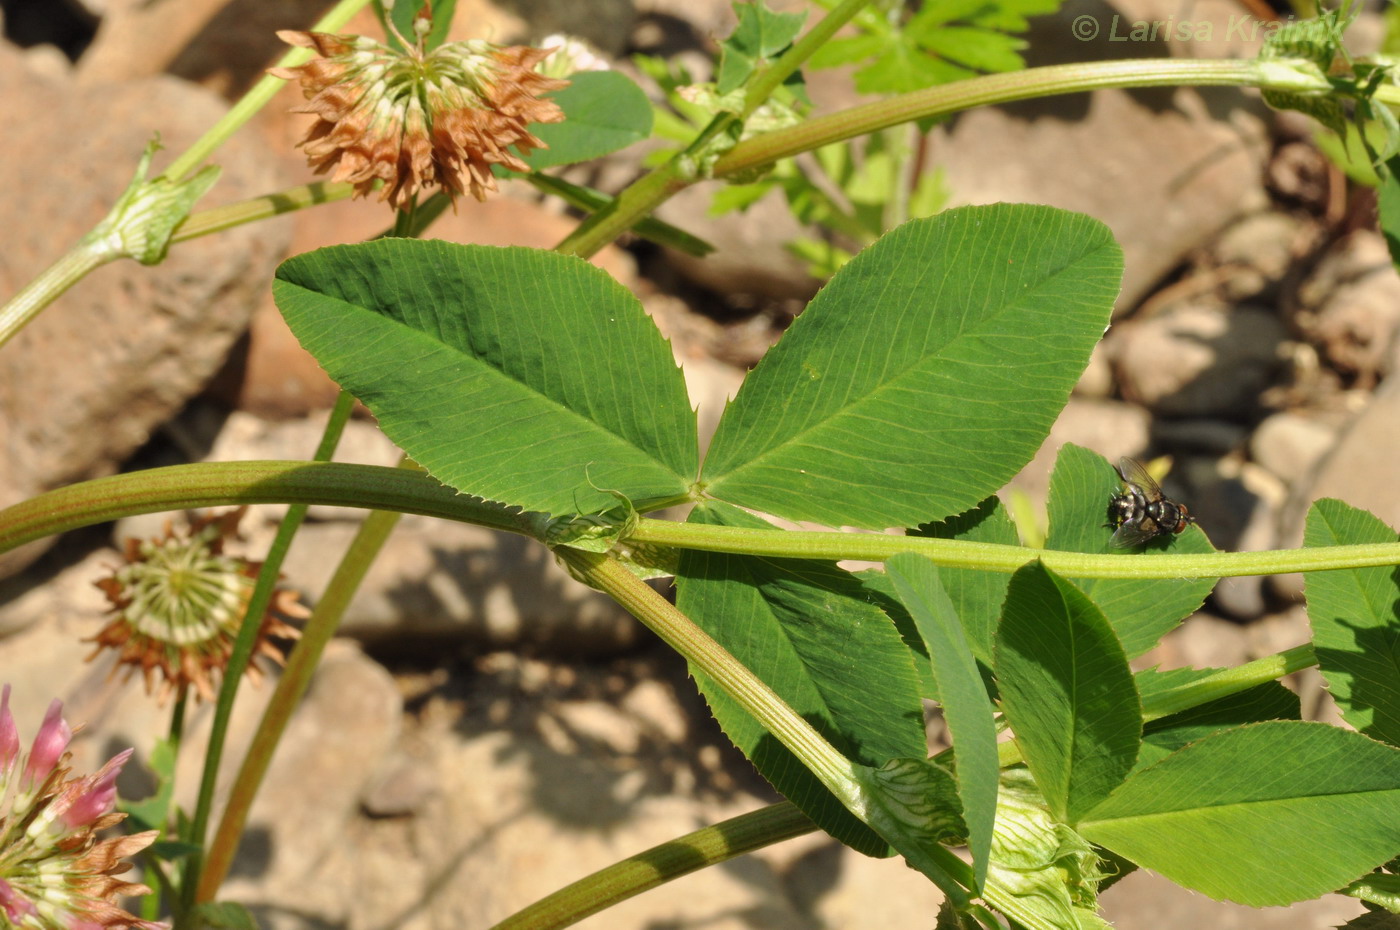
[1001,398,1152,515]
[1109,301,1287,418]
[0,45,289,577]
[280,517,643,658]
[1249,411,1341,487]
[933,0,1270,310]
[1206,463,1286,622]
[1208,211,1307,302]
[1295,230,1400,386]
[1281,371,1400,545]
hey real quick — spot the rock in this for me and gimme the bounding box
[1109,301,1287,419]
[1207,211,1307,303]
[1205,463,1286,621]
[1002,398,1152,515]
[933,0,1270,310]
[1280,370,1400,545]
[655,183,823,303]
[279,517,643,658]
[1295,230,1400,387]
[236,642,403,879]
[1249,411,1341,487]
[1150,419,1248,455]
[0,46,288,577]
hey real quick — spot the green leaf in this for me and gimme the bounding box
[191,901,260,930]
[425,0,456,52]
[887,553,999,891]
[981,768,1109,930]
[519,71,653,169]
[910,495,1020,669]
[702,205,1122,530]
[1343,871,1400,913]
[1339,912,1400,930]
[274,240,697,516]
[1080,721,1400,906]
[1135,666,1299,771]
[1044,444,1217,658]
[716,0,806,94]
[854,757,972,901]
[119,737,176,831]
[674,502,927,857]
[1304,499,1400,746]
[848,568,940,700]
[995,562,1140,825]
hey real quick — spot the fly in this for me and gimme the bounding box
[1107,457,1195,548]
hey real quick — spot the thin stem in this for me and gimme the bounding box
[1142,643,1318,721]
[170,182,357,244]
[626,518,1400,578]
[741,0,872,116]
[712,58,1307,178]
[196,460,413,903]
[0,245,111,349]
[554,0,874,260]
[163,0,373,182]
[491,802,817,930]
[179,392,357,922]
[994,642,1322,768]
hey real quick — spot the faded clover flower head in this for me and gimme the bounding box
[88,510,305,705]
[0,685,163,930]
[272,28,569,207]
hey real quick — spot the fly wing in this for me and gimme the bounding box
[1110,518,1158,549]
[1117,457,1164,501]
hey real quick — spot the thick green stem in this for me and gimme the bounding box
[0,461,533,556]
[163,0,373,182]
[196,461,413,903]
[3,466,1400,579]
[178,395,356,921]
[491,802,817,930]
[556,549,857,791]
[713,58,1309,177]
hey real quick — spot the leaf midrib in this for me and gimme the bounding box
[706,237,1112,486]
[280,280,694,488]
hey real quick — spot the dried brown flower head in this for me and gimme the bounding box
[272,30,569,207]
[88,509,306,704]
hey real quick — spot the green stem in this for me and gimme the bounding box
[490,802,818,930]
[555,549,972,907]
[196,460,413,903]
[554,0,872,259]
[741,0,872,117]
[626,518,1400,578]
[712,58,1314,178]
[1142,643,1318,721]
[0,461,533,556]
[163,0,373,182]
[556,549,856,790]
[0,244,111,349]
[178,392,356,922]
[3,466,1400,579]
[170,182,357,244]
[994,642,1321,767]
